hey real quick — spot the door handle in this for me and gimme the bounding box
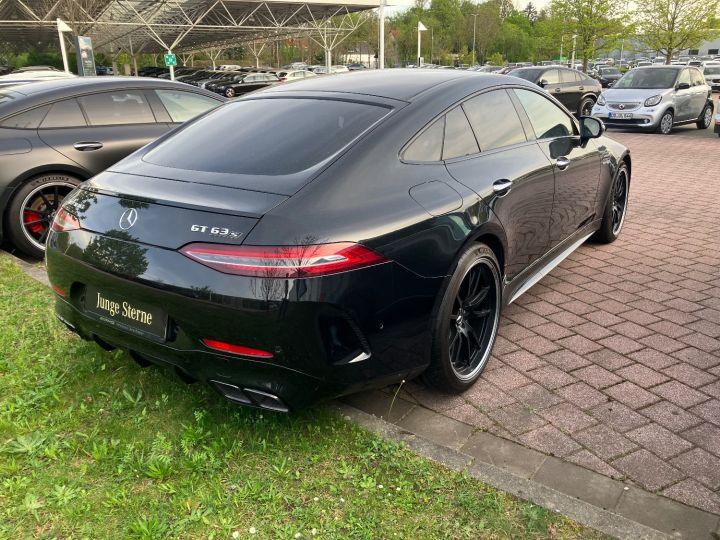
[555,156,571,170]
[73,141,103,151]
[493,179,513,195]
[554,88,561,92]
[578,86,584,91]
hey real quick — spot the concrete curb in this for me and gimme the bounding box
[333,402,672,540]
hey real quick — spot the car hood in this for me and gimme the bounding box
[601,87,669,102]
[599,73,622,80]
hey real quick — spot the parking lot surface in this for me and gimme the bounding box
[378,121,720,515]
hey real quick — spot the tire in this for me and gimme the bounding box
[6,173,81,258]
[656,110,673,134]
[423,243,502,393]
[577,96,595,117]
[592,163,629,244]
[697,104,713,129]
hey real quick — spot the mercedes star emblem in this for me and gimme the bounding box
[119,208,139,230]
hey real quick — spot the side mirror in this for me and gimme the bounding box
[676,82,691,90]
[579,116,605,140]
[538,79,548,88]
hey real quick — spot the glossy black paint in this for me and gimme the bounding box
[0,77,225,246]
[509,67,602,115]
[46,70,630,411]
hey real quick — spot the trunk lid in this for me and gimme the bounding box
[64,171,288,249]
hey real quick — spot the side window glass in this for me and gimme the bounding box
[2,105,50,129]
[513,89,575,139]
[78,91,155,125]
[574,71,584,82]
[403,117,444,161]
[462,90,526,151]
[678,69,692,87]
[691,69,704,86]
[40,99,86,128]
[442,107,479,159]
[542,69,561,85]
[560,69,575,83]
[155,90,220,122]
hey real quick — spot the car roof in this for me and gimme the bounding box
[0,76,224,117]
[259,69,534,102]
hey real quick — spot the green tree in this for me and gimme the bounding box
[551,0,624,70]
[635,0,720,63]
[523,2,539,23]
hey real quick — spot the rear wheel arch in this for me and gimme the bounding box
[474,233,505,277]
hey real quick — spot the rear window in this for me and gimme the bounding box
[144,98,388,176]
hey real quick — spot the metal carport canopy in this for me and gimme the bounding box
[0,0,409,68]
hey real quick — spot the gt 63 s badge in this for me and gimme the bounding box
[191,224,244,239]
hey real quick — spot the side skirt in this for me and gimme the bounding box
[503,220,600,306]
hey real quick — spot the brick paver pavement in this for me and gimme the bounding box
[399,122,720,515]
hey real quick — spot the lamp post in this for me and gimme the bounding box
[571,34,577,68]
[472,13,479,66]
[417,21,427,66]
[430,26,434,64]
[56,18,72,74]
[559,35,564,63]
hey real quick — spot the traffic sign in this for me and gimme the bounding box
[164,53,177,67]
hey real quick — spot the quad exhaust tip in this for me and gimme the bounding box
[210,380,289,413]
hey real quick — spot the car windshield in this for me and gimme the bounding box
[144,98,390,176]
[705,66,720,75]
[510,68,543,81]
[614,68,679,89]
[600,68,620,75]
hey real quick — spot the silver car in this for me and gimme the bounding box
[703,64,720,91]
[592,66,714,134]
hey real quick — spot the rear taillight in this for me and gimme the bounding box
[180,242,388,278]
[51,208,80,232]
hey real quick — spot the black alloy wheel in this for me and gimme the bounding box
[425,244,501,392]
[592,163,629,244]
[579,97,595,117]
[7,174,80,258]
[697,105,713,129]
[611,166,629,236]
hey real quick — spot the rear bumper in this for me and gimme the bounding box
[46,230,440,410]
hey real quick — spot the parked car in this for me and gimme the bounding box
[95,65,115,76]
[45,70,630,412]
[703,65,720,91]
[0,77,225,257]
[596,66,623,87]
[276,70,317,82]
[214,72,280,97]
[508,66,601,116]
[205,71,249,93]
[346,63,367,71]
[591,66,713,134]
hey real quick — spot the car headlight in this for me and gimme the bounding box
[597,95,606,106]
[644,95,662,107]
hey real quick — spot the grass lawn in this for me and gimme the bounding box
[0,255,602,539]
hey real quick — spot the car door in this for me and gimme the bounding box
[539,69,571,110]
[511,88,602,247]
[37,90,169,175]
[440,89,556,280]
[690,68,709,116]
[559,69,582,112]
[674,69,694,121]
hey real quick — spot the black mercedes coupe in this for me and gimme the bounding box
[46,70,631,412]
